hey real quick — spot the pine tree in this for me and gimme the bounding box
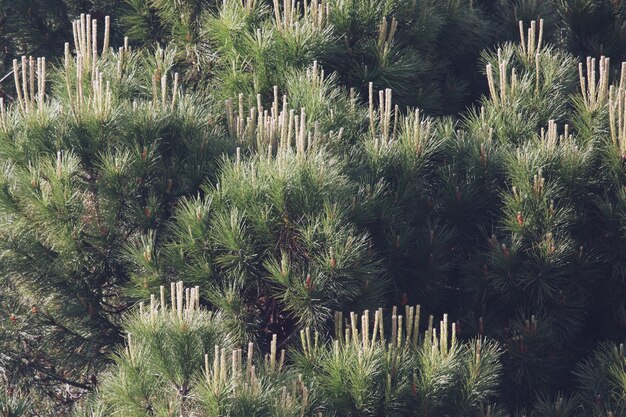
[0,15,232,409]
[129,145,388,341]
[0,4,625,415]
[457,22,622,406]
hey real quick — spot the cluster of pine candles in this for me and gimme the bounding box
[102,281,492,417]
[0,6,623,417]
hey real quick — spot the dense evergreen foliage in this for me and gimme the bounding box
[74,284,505,417]
[0,1,624,416]
[4,0,626,114]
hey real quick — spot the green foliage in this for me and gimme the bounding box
[574,342,626,417]
[348,94,456,309]
[77,284,325,416]
[0,1,125,74]
[0,390,30,417]
[5,0,626,114]
[467,34,577,144]
[130,148,387,339]
[0,4,625,416]
[558,0,626,60]
[78,287,504,417]
[95,284,233,416]
[116,0,494,113]
[0,17,232,410]
[292,309,502,417]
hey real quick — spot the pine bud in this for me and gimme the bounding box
[30,305,38,314]
[330,257,336,269]
[141,146,148,160]
[304,274,313,292]
[519,336,527,354]
[56,151,62,177]
[143,207,151,220]
[501,243,510,258]
[516,212,524,226]
[480,143,486,166]
[166,178,173,193]
[547,233,556,255]
[9,313,16,323]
